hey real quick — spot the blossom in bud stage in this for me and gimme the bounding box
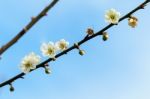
[55,39,69,51]
[9,84,14,92]
[20,52,41,73]
[44,66,51,74]
[40,42,57,57]
[79,50,85,56]
[86,28,94,35]
[105,8,121,24]
[102,32,109,41]
[128,16,138,28]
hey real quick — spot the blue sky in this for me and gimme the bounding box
[0,0,150,99]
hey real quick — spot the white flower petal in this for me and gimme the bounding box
[105,8,121,24]
[40,41,57,57]
[55,39,69,51]
[20,52,41,73]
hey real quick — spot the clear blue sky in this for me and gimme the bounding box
[0,0,150,99]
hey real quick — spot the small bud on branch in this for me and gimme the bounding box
[102,32,109,41]
[86,28,94,36]
[44,66,51,74]
[79,50,85,56]
[128,16,138,28]
[9,84,14,92]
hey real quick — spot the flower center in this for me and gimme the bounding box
[60,43,66,49]
[48,48,54,54]
[25,62,32,68]
[110,15,116,20]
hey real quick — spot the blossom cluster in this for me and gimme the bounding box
[20,39,69,73]
[20,8,138,74]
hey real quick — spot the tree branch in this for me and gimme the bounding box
[0,0,149,88]
[0,0,59,55]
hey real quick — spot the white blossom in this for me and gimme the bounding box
[55,39,69,51]
[40,42,57,57]
[105,8,121,24]
[20,52,41,73]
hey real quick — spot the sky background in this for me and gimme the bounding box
[0,0,150,99]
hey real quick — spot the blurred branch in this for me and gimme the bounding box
[0,0,149,89]
[0,0,59,55]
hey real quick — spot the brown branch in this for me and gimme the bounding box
[0,0,59,55]
[0,0,149,89]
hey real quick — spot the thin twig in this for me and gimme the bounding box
[0,0,59,55]
[0,0,149,88]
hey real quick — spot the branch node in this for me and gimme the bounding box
[23,27,28,32]
[42,13,48,16]
[20,77,24,79]
[140,4,147,9]
[31,16,36,21]
[74,43,80,49]
[44,63,49,67]
[51,57,56,61]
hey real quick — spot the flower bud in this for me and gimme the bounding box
[44,66,51,74]
[86,28,94,35]
[9,84,14,92]
[74,43,79,49]
[128,16,138,28]
[79,50,85,56]
[102,32,109,41]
